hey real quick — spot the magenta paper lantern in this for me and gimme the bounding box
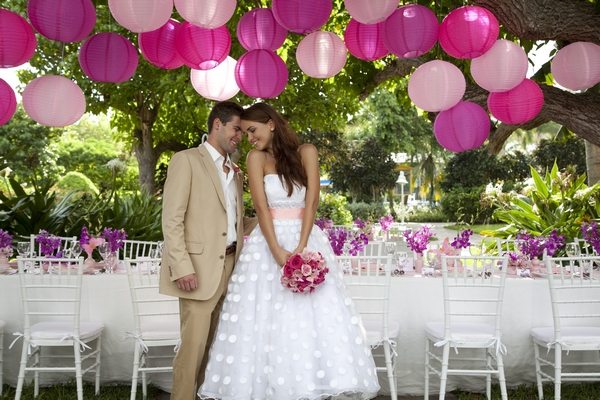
[0,9,37,68]
[27,0,96,43]
[139,19,184,70]
[108,0,173,33]
[439,5,499,59]
[235,49,288,98]
[488,79,544,125]
[344,0,398,24]
[79,33,139,83]
[176,23,231,70]
[174,0,236,29]
[344,19,388,61]
[408,60,465,112]
[383,4,438,58]
[272,0,332,35]
[551,42,600,91]
[471,39,528,92]
[297,31,347,78]
[0,78,17,126]
[237,8,287,51]
[434,101,490,153]
[22,75,86,127]
[191,56,239,101]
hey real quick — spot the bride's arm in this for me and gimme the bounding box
[293,144,320,254]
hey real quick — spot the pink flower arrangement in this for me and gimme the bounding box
[281,249,328,294]
[403,225,435,255]
[79,226,104,259]
[379,215,394,232]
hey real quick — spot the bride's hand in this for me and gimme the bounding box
[292,246,306,255]
[273,247,292,267]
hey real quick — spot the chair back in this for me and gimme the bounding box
[358,240,386,257]
[496,237,519,256]
[574,238,595,256]
[29,234,78,258]
[120,240,161,260]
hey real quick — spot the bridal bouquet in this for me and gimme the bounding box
[281,249,328,294]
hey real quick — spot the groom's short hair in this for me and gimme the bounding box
[208,101,243,133]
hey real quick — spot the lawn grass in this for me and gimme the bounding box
[444,223,506,236]
[0,383,161,400]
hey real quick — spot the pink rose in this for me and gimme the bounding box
[289,254,303,269]
[301,264,312,276]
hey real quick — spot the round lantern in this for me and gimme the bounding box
[488,79,544,124]
[439,5,499,59]
[28,0,96,42]
[272,0,332,35]
[470,39,528,92]
[235,49,288,98]
[0,78,17,126]
[176,23,231,70]
[344,0,398,25]
[344,19,388,61]
[79,33,139,83]
[551,42,600,91]
[191,56,239,101]
[0,9,37,68]
[434,101,490,153]
[22,75,86,127]
[408,60,465,112]
[174,0,236,29]
[139,19,184,70]
[297,31,347,78]
[383,4,439,58]
[108,0,173,33]
[237,8,287,51]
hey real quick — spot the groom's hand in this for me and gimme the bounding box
[176,273,198,291]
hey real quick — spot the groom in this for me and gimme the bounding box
[160,101,245,400]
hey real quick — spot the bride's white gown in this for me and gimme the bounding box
[199,175,380,400]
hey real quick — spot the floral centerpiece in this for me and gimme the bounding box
[581,222,600,254]
[35,230,62,257]
[315,218,334,231]
[281,249,328,293]
[403,225,435,256]
[0,229,13,267]
[101,227,127,253]
[79,226,104,262]
[451,229,473,250]
[510,230,565,274]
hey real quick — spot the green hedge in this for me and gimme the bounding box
[440,186,495,224]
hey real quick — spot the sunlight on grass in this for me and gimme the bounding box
[444,224,506,236]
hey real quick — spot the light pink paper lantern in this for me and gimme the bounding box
[0,78,17,126]
[434,101,490,153]
[79,32,139,83]
[237,8,287,51]
[383,4,438,58]
[0,9,37,68]
[470,39,528,92]
[551,42,600,91]
[297,31,347,78]
[344,0,398,24]
[174,0,236,29]
[408,60,465,112]
[235,49,288,98]
[28,0,96,43]
[439,5,499,59]
[139,19,184,70]
[176,23,231,70]
[108,0,173,33]
[22,75,86,127]
[272,0,332,35]
[488,79,544,125]
[344,19,388,61]
[191,56,239,101]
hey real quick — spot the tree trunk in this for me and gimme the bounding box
[133,94,160,194]
[585,141,600,185]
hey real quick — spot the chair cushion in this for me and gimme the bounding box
[362,319,400,346]
[30,321,104,342]
[425,321,497,347]
[531,326,600,350]
[139,320,180,341]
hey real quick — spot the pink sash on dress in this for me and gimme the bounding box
[269,208,305,220]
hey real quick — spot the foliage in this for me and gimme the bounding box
[316,192,352,225]
[441,186,495,224]
[533,131,586,176]
[54,171,99,196]
[346,202,387,222]
[406,206,448,223]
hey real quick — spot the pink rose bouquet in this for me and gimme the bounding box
[281,249,328,294]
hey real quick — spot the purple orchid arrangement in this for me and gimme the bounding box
[101,227,127,253]
[403,225,435,255]
[451,229,473,250]
[516,230,565,259]
[328,228,348,256]
[348,232,369,256]
[0,229,12,250]
[379,215,394,232]
[354,218,367,229]
[581,222,600,255]
[315,218,334,231]
[35,230,62,257]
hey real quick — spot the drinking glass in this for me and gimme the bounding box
[17,242,31,257]
[565,243,581,257]
[98,243,113,273]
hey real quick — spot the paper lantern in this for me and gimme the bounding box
[408,60,465,112]
[0,9,37,68]
[174,0,236,29]
[139,19,184,70]
[383,4,438,58]
[237,8,287,51]
[272,0,332,35]
[488,79,544,124]
[344,19,388,61]
[551,42,600,91]
[297,31,347,78]
[344,0,398,24]
[79,33,139,83]
[27,0,96,43]
[439,5,499,59]
[22,75,86,127]
[235,49,288,98]
[108,0,173,33]
[0,78,17,126]
[470,39,528,92]
[434,101,490,153]
[176,23,231,70]
[191,56,239,101]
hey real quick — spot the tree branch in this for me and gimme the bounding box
[155,141,190,154]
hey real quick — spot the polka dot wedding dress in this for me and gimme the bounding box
[199,175,380,400]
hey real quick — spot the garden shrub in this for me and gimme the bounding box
[317,192,352,225]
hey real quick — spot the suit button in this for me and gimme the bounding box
[222,232,226,236]
[220,255,224,259]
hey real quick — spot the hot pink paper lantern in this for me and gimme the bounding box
[488,79,544,125]
[0,9,37,68]
[176,23,231,70]
[439,5,499,59]
[344,19,388,61]
[191,56,239,101]
[471,39,528,92]
[383,4,438,58]
[408,60,465,112]
[551,42,600,91]
[79,33,139,83]
[174,0,236,29]
[344,0,398,24]
[0,78,17,126]
[27,0,96,43]
[434,101,490,153]
[237,8,287,51]
[235,49,288,98]
[22,75,86,127]
[297,31,347,78]
[108,0,173,33]
[139,19,184,70]
[272,0,332,35]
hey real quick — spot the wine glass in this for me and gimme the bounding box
[98,242,112,273]
[17,242,31,257]
[565,242,581,257]
[70,241,82,259]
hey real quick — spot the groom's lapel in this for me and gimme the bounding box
[197,146,226,210]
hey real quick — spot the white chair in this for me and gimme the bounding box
[424,255,509,400]
[0,319,5,396]
[126,258,179,400]
[29,234,77,257]
[14,257,103,400]
[338,253,398,400]
[574,238,595,256]
[120,240,161,260]
[358,240,386,257]
[531,255,600,400]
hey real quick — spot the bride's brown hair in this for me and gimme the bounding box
[242,103,307,196]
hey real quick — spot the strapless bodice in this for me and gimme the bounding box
[264,174,306,209]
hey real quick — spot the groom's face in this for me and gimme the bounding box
[215,116,242,155]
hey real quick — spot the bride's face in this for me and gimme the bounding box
[242,119,274,151]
